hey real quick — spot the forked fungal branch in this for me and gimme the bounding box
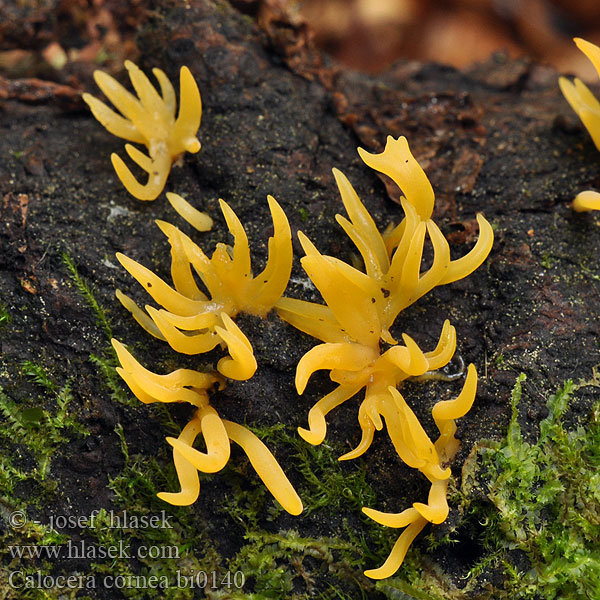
[276,135,492,454]
[112,339,303,515]
[362,365,477,579]
[294,319,457,460]
[83,61,202,200]
[116,195,292,380]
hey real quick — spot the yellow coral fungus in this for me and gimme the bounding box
[278,136,493,343]
[117,196,291,380]
[276,136,491,454]
[112,339,303,515]
[271,136,488,578]
[559,38,600,211]
[559,39,600,151]
[83,61,202,200]
[292,318,457,459]
[362,364,478,579]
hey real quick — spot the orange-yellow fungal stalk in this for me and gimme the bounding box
[116,196,292,380]
[559,39,600,151]
[362,364,478,579]
[112,338,222,406]
[167,192,213,232]
[573,190,600,212]
[214,312,257,380]
[559,39,600,211]
[83,61,202,200]
[363,512,428,580]
[112,340,302,515]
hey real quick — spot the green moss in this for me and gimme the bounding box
[0,365,88,480]
[89,352,137,407]
[368,374,600,600]
[212,424,394,598]
[61,251,137,407]
[0,519,75,600]
[250,424,378,516]
[540,253,552,269]
[377,577,447,600]
[62,252,112,340]
[228,528,366,599]
[456,374,600,599]
[0,303,10,328]
[486,375,598,597]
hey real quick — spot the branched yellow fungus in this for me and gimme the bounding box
[292,318,457,460]
[271,136,487,578]
[559,38,600,212]
[559,39,600,151]
[276,135,491,453]
[277,136,493,343]
[362,365,477,579]
[112,339,303,515]
[116,196,291,380]
[83,61,202,200]
[113,338,223,406]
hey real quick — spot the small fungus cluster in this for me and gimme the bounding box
[112,339,302,514]
[84,60,493,580]
[83,61,202,200]
[116,193,292,381]
[362,365,477,578]
[277,135,493,577]
[111,192,300,514]
[560,38,600,211]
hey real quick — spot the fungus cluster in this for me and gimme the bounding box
[277,135,493,576]
[83,61,202,200]
[112,339,302,515]
[84,60,493,580]
[560,38,600,211]
[116,193,292,381]
[111,193,299,510]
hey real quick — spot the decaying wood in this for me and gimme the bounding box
[1,1,599,597]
